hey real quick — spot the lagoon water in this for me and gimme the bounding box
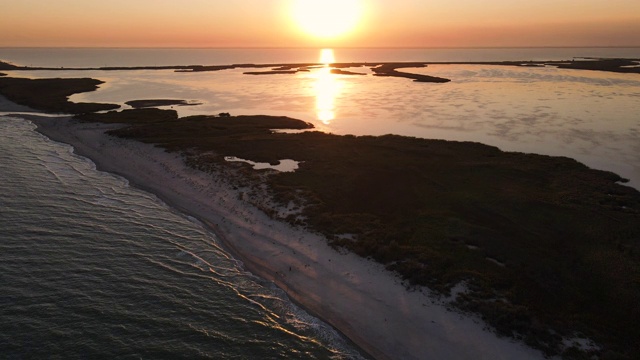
[2,47,639,187]
[1,47,639,358]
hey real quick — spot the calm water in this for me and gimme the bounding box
[0,116,364,359]
[3,47,638,187]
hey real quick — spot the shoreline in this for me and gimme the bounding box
[14,110,546,360]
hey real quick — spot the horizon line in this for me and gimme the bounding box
[2,45,640,50]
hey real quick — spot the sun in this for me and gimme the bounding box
[291,0,363,39]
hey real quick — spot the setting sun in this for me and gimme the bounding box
[291,0,363,39]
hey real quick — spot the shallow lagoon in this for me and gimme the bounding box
[4,50,639,188]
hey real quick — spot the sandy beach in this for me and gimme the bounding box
[0,104,548,360]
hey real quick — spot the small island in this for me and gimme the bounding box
[125,99,202,109]
[244,70,300,75]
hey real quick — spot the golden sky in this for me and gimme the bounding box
[1,0,639,48]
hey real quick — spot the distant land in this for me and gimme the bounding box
[2,57,639,81]
[125,99,202,109]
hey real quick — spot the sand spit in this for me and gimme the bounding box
[21,114,546,360]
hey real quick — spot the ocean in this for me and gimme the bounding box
[0,116,364,359]
[1,47,639,358]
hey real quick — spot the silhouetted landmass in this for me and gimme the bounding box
[3,73,640,358]
[0,77,119,113]
[77,108,179,124]
[243,65,316,75]
[240,62,449,82]
[272,65,320,71]
[3,58,640,79]
[244,70,299,75]
[0,61,19,70]
[178,63,318,73]
[175,64,238,72]
[79,107,640,359]
[1,59,453,82]
[549,58,640,73]
[330,68,366,76]
[424,58,640,74]
[125,99,201,109]
[0,73,6,77]
[372,63,451,82]
[245,67,365,76]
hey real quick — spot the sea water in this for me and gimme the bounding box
[0,116,364,359]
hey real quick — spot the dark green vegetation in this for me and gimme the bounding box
[125,99,201,109]
[76,108,640,359]
[2,73,640,358]
[0,77,119,114]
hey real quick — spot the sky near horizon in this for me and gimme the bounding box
[1,0,639,48]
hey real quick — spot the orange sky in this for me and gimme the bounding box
[1,0,639,48]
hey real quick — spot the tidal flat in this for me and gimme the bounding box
[1,61,639,359]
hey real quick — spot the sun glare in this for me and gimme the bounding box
[314,49,340,124]
[319,48,335,64]
[291,0,363,39]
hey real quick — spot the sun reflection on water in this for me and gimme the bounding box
[315,49,340,124]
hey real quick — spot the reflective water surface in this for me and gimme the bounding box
[3,48,639,187]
